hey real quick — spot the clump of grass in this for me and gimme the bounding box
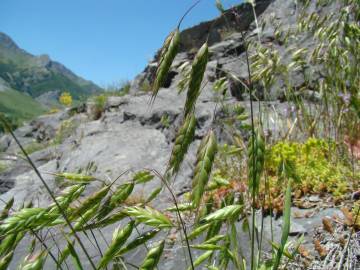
[92,94,108,120]
[140,80,152,92]
[52,119,77,145]
[23,141,47,155]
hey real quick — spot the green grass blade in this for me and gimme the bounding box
[272,179,292,270]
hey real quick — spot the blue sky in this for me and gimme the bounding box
[0,0,241,87]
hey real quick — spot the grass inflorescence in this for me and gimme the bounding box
[0,1,359,270]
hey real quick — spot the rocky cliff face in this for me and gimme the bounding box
[0,0,353,269]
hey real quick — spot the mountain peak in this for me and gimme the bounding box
[0,32,102,101]
[0,32,28,55]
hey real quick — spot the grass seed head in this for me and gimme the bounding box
[123,206,173,228]
[70,185,110,220]
[145,187,163,204]
[168,114,196,174]
[48,184,86,213]
[151,29,180,103]
[248,131,265,195]
[97,221,135,269]
[111,182,135,205]
[0,197,14,221]
[58,241,74,265]
[58,172,95,183]
[0,250,14,269]
[73,202,100,231]
[116,228,160,256]
[191,130,218,207]
[188,250,213,270]
[0,233,21,256]
[83,211,127,230]
[201,205,243,223]
[20,250,47,270]
[139,240,165,270]
[0,208,59,235]
[133,171,155,184]
[184,42,209,117]
[187,223,211,240]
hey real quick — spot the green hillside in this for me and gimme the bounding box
[0,32,101,101]
[0,88,45,130]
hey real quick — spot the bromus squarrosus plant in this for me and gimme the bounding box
[0,0,359,269]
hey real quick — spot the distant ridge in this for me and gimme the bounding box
[0,32,102,100]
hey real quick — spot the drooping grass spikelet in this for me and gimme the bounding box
[73,203,100,231]
[133,171,154,184]
[0,208,59,235]
[0,232,24,257]
[165,203,194,212]
[0,251,14,270]
[190,244,222,251]
[57,172,95,183]
[116,228,160,256]
[70,185,110,220]
[123,206,173,228]
[0,197,14,220]
[111,182,134,205]
[97,221,135,269]
[48,184,86,214]
[184,42,209,117]
[187,250,213,270]
[206,221,222,242]
[95,196,112,221]
[65,237,84,270]
[201,205,243,223]
[187,223,211,240]
[83,211,127,230]
[19,250,47,270]
[151,29,180,103]
[248,131,265,196]
[97,182,134,220]
[145,187,162,204]
[177,61,191,93]
[139,240,165,270]
[0,234,17,256]
[58,240,73,265]
[168,113,196,174]
[191,130,217,207]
